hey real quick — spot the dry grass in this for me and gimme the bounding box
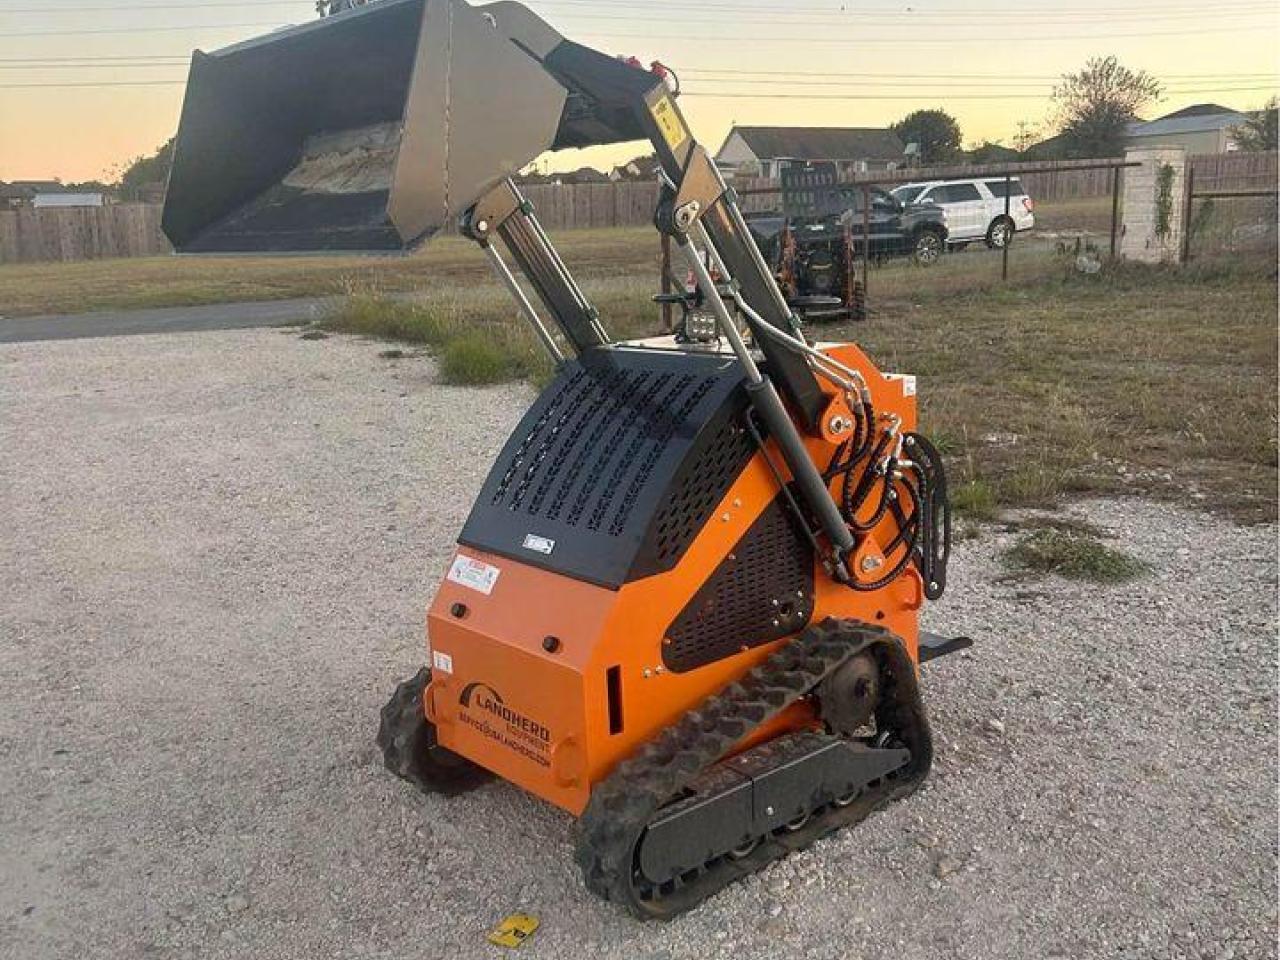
[319,248,1276,521]
[1032,195,1117,235]
[1003,527,1149,583]
[844,255,1278,522]
[3,197,1102,319]
[3,217,1274,521]
[0,228,659,318]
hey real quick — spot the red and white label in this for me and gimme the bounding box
[447,554,501,596]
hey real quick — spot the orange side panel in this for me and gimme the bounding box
[427,552,616,814]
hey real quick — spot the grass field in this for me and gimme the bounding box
[0,229,653,318]
[851,257,1278,522]
[323,250,1277,523]
[2,212,1275,522]
[0,197,1109,319]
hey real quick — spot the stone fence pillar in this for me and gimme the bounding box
[1120,146,1188,263]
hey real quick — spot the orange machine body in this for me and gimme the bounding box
[424,343,920,815]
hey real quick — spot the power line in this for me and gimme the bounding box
[1,21,290,37]
[4,1,1276,23]
[3,56,1272,85]
[4,78,1274,99]
[681,85,1280,100]
[24,69,1273,93]
[0,61,190,69]
[684,77,1267,90]
[540,0,1276,10]
[5,0,1275,12]
[0,56,192,62]
[0,80,189,87]
[4,20,1270,40]
[684,68,1280,80]
[576,23,1274,43]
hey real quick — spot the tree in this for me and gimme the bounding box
[117,139,175,201]
[967,140,1019,164]
[1052,56,1161,158]
[1012,120,1040,155]
[1233,97,1278,152]
[890,109,963,165]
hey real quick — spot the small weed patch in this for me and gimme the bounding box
[440,333,517,385]
[1004,528,1148,583]
[951,479,999,520]
[321,288,555,387]
[1011,514,1108,539]
[323,293,451,345]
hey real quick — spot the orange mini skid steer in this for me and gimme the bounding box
[161,0,968,919]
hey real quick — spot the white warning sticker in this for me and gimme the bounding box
[522,534,556,555]
[432,650,454,675]
[446,554,501,596]
[884,373,917,397]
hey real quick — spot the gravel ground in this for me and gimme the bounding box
[1,329,1275,960]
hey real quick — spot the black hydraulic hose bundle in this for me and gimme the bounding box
[824,391,876,481]
[825,415,950,598]
[747,385,949,598]
[902,432,951,600]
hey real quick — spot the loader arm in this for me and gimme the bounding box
[162,0,824,430]
[162,0,849,571]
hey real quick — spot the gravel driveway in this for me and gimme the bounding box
[1,329,1275,960]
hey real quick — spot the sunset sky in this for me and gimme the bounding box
[1,0,1277,184]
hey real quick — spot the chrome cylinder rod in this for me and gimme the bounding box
[683,225,855,571]
[710,167,809,344]
[677,236,763,385]
[482,242,566,364]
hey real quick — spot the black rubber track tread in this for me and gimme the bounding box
[376,668,495,798]
[573,618,933,920]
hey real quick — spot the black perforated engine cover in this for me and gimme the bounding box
[458,345,757,589]
[662,498,814,673]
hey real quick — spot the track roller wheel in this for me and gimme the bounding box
[376,667,493,797]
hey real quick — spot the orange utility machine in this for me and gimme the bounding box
[162,0,969,918]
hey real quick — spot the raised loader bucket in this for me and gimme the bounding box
[163,0,618,254]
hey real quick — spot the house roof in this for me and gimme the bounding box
[0,182,36,200]
[1158,103,1238,120]
[9,180,66,193]
[1129,104,1247,138]
[724,125,905,162]
[967,143,1021,162]
[1023,131,1072,160]
[610,153,661,181]
[562,166,609,183]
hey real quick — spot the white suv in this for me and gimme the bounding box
[891,178,1035,249]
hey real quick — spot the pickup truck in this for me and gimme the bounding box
[747,186,949,267]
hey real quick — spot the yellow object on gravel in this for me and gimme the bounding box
[486,913,540,949]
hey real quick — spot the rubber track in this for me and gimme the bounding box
[573,618,933,920]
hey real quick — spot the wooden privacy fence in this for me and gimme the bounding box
[733,151,1278,212]
[520,181,660,232]
[1189,150,1277,191]
[2,153,1272,264]
[0,182,664,265]
[0,203,168,264]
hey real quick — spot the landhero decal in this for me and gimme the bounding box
[458,682,552,768]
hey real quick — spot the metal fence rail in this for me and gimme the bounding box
[1182,178,1279,262]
